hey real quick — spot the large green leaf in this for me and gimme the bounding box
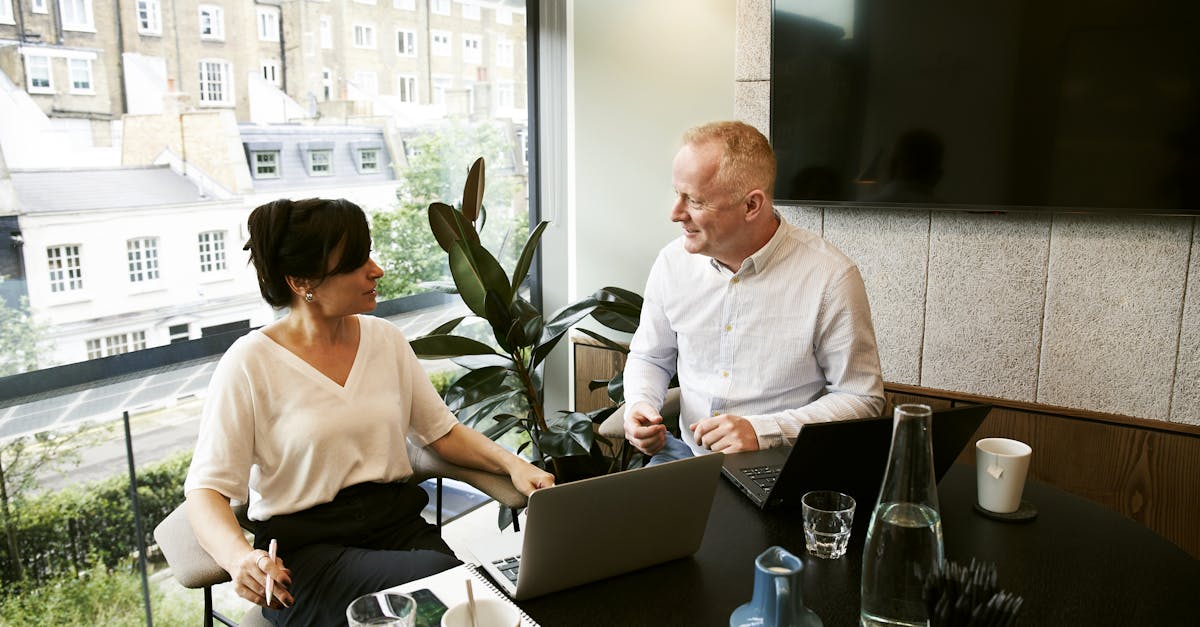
[507,298,542,348]
[530,298,599,369]
[410,334,500,360]
[510,221,549,299]
[585,405,620,424]
[457,389,525,429]
[443,366,514,410]
[462,157,485,224]
[449,238,512,319]
[484,289,516,353]
[606,371,625,404]
[428,316,468,336]
[575,327,629,355]
[428,202,463,253]
[452,354,514,369]
[591,286,644,332]
[482,413,522,439]
[594,286,644,306]
[537,412,595,458]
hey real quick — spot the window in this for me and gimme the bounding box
[198,5,224,40]
[431,30,450,57]
[396,29,416,56]
[251,150,280,178]
[462,2,480,20]
[32,0,47,15]
[516,129,528,165]
[496,38,514,67]
[307,150,333,176]
[353,71,378,96]
[353,24,376,49]
[431,75,451,106]
[430,0,450,15]
[198,59,232,104]
[126,237,160,283]
[47,245,83,293]
[261,60,280,86]
[357,149,379,173]
[496,6,512,24]
[257,7,280,42]
[136,0,161,34]
[396,74,417,103]
[59,0,94,31]
[322,68,333,100]
[86,331,147,359]
[0,0,13,23]
[68,58,93,93]
[320,16,333,49]
[197,231,227,273]
[393,0,415,9]
[497,80,514,110]
[26,55,52,92]
[168,324,190,344]
[462,35,481,64]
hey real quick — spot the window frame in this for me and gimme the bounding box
[197,58,233,105]
[47,244,84,294]
[396,73,417,103]
[136,0,162,35]
[261,59,280,86]
[306,149,333,176]
[396,28,416,57]
[198,4,225,41]
[496,37,514,67]
[250,149,281,178]
[126,237,161,284]
[59,0,95,32]
[68,58,94,94]
[257,6,280,42]
[430,0,451,16]
[26,54,53,93]
[431,30,451,57]
[319,15,333,49]
[393,0,415,10]
[31,0,48,16]
[197,230,228,274]
[462,2,480,20]
[353,23,377,49]
[356,148,380,173]
[462,34,482,65]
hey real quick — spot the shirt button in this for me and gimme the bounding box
[711,411,720,417]
[722,371,729,378]
[725,324,732,332]
[731,277,740,284]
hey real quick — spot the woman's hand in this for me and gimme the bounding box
[231,547,294,609]
[508,461,555,496]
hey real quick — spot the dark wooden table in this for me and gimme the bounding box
[517,464,1199,626]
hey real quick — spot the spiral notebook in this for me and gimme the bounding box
[390,563,539,627]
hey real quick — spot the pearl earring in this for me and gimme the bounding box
[305,291,314,303]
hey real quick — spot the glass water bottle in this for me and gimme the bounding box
[860,404,944,627]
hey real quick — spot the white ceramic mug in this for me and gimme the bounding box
[975,438,1032,513]
[441,598,520,627]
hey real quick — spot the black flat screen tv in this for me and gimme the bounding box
[771,0,1199,214]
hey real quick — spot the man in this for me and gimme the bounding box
[623,121,885,460]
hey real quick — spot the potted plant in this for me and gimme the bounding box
[409,158,642,486]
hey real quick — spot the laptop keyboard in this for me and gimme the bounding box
[491,556,521,584]
[740,465,781,490]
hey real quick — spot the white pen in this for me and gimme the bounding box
[265,538,277,606]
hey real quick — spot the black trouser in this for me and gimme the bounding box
[251,481,460,626]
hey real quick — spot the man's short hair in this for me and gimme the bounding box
[683,121,776,199]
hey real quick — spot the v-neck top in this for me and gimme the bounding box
[184,315,457,521]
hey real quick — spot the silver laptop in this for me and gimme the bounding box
[468,453,725,600]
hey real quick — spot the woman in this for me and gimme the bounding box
[184,198,553,625]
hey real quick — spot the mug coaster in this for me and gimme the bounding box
[974,500,1038,522]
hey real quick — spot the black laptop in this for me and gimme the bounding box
[721,404,992,510]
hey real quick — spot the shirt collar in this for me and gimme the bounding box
[709,212,788,276]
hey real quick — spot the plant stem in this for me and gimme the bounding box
[512,350,561,478]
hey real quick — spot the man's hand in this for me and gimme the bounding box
[625,401,667,455]
[690,414,760,453]
[509,461,555,496]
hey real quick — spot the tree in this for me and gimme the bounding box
[0,277,42,377]
[0,423,108,581]
[373,120,528,299]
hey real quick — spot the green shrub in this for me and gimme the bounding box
[0,561,201,626]
[0,450,192,586]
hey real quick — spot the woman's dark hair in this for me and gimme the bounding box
[244,198,372,308]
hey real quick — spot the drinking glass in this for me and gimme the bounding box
[801,490,855,559]
[346,591,417,627]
